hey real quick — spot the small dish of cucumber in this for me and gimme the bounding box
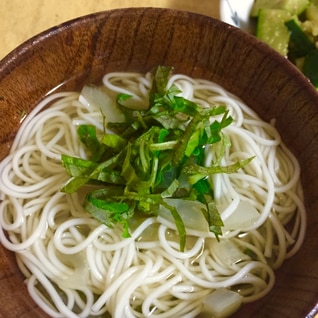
[220,0,318,89]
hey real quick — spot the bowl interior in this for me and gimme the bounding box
[0,7,318,318]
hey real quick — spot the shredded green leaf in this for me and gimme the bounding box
[61,66,254,251]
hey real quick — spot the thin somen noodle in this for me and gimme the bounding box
[0,70,306,318]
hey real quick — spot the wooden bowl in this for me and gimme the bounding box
[0,7,318,318]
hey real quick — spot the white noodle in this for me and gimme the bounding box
[0,71,306,317]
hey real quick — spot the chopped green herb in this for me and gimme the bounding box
[61,66,253,251]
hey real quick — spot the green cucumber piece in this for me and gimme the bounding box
[285,18,315,58]
[251,0,309,17]
[303,49,318,88]
[256,9,291,56]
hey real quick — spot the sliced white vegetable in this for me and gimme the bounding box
[159,198,209,232]
[202,288,243,318]
[209,239,250,266]
[79,85,126,123]
[221,200,260,231]
[55,252,89,290]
